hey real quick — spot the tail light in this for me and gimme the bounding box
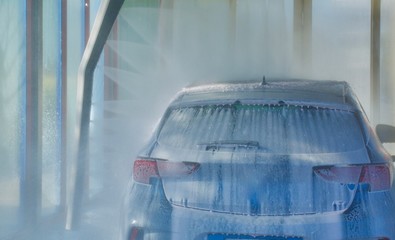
[313,163,392,192]
[133,158,200,184]
[128,227,143,240]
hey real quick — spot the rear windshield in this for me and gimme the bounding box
[156,103,365,154]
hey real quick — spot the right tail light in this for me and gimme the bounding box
[313,163,392,192]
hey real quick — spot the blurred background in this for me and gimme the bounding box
[1,0,395,239]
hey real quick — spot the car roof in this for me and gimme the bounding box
[171,79,360,111]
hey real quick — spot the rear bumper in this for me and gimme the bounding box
[123,183,395,240]
[170,205,343,240]
[171,187,395,240]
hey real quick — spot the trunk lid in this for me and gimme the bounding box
[155,148,369,215]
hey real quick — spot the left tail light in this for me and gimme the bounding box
[133,158,200,184]
[128,227,143,240]
[313,163,392,192]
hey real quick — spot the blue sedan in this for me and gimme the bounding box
[121,79,395,240]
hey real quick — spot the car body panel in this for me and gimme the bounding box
[121,79,395,240]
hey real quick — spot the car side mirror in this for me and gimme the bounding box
[376,124,395,162]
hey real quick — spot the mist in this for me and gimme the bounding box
[85,1,386,238]
[2,0,395,239]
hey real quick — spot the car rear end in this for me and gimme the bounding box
[123,81,395,240]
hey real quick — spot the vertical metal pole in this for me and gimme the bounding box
[381,1,395,125]
[158,0,174,56]
[229,0,237,70]
[82,0,91,206]
[66,0,125,230]
[25,0,43,227]
[371,0,381,124]
[60,0,68,211]
[293,0,312,78]
[85,0,90,46]
[229,0,236,43]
